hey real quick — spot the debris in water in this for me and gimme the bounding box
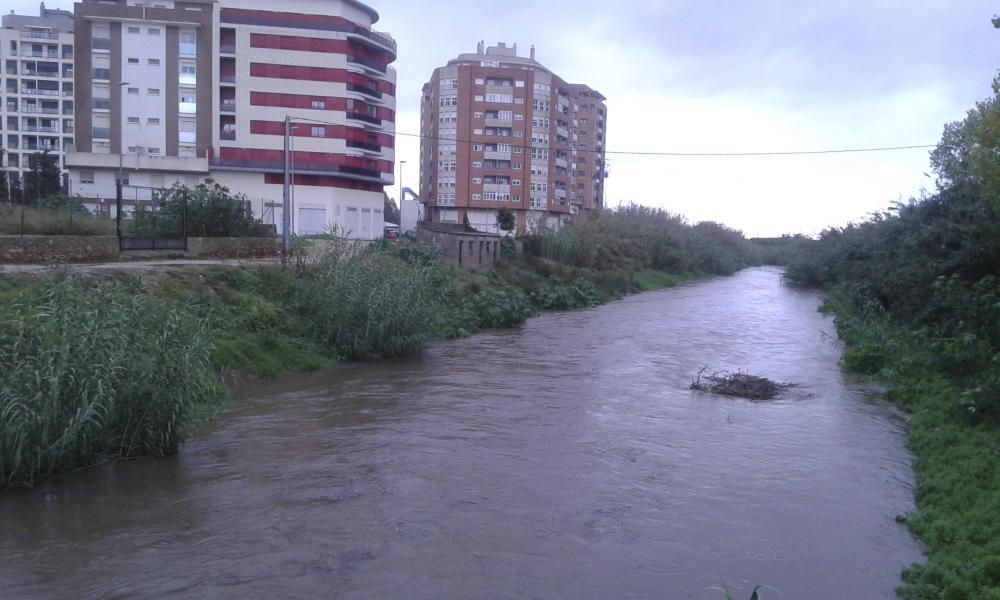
[690,367,794,400]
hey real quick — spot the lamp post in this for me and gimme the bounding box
[398,159,406,228]
[282,115,291,255]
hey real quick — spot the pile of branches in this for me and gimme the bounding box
[690,368,793,400]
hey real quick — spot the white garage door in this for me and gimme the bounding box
[298,207,327,235]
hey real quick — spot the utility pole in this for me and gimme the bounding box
[282,115,291,257]
[398,159,406,227]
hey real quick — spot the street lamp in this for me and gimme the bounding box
[398,159,407,228]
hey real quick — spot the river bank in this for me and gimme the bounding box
[0,268,920,600]
[1,208,759,488]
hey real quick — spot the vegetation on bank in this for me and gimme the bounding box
[781,64,1000,598]
[0,204,758,488]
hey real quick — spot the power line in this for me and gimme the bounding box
[288,116,937,157]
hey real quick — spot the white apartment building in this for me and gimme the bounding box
[0,4,76,192]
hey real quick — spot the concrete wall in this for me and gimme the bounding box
[0,235,279,263]
[416,227,501,271]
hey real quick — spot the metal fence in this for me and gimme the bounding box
[0,200,117,236]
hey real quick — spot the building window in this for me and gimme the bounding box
[80,170,95,184]
[472,194,482,200]
[310,126,324,137]
[475,78,484,85]
[148,117,160,124]
[148,58,161,66]
[472,161,482,168]
[472,144,482,151]
[311,100,325,109]
[147,88,160,96]
[127,87,139,94]
[472,178,481,184]
[148,28,160,35]
[147,147,160,154]
[127,116,140,124]
[127,57,139,64]
[127,27,141,34]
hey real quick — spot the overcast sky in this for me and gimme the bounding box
[13,0,997,236]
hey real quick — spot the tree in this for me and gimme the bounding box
[496,207,516,234]
[149,180,264,237]
[22,151,61,205]
[383,192,400,224]
[9,176,23,205]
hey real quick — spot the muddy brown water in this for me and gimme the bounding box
[0,267,922,599]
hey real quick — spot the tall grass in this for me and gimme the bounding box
[526,204,759,276]
[0,205,116,236]
[0,275,222,488]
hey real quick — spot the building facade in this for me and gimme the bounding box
[65,0,396,238]
[420,42,608,235]
[0,4,76,191]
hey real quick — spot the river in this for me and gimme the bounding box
[0,267,922,599]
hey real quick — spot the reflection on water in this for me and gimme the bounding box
[0,267,921,599]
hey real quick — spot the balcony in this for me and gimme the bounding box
[22,106,59,114]
[93,127,110,140]
[555,158,568,168]
[484,150,511,161]
[346,111,381,125]
[346,140,381,152]
[220,129,236,141]
[93,98,111,110]
[346,55,387,75]
[92,38,111,51]
[22,88,61,97]
[21,30,59,40]
[485,118,512,128]
[435,196,456,207]
[23,125,59,133]
[93,68,111,80]
[346,83,382,100]
[220,44,236,55]
[220,74,235,84]
[25,70,60,79]
[22,51,60,59]
[484,184,511,194]
[219,100,236,113]
[25,143,59,151]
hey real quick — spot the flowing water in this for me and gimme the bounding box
[0,267,922,599]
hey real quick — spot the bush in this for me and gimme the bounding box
[0,275,222,488]
[461,286,534,329]
[531,280,602,310]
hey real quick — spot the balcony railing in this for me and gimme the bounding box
[220,74,235,84]
[21,30,59,40]
[219,44,236,54]
[346,83,381,99]
[23,125,60,133]
[93,127,110,140]
[346,55,387,74]
[92,38,111,50]
[22,106,59,114]
[346,140,381,152]
[219,101,236,113]
[211,157,384,180]
[220,130,236,140]
[24,71,60,79]
[22,51,60,58]
[25,143,59,151]
[93,98,111,110]
[346,111,380,125]
[22,88,61,97]
[93,68,110,80]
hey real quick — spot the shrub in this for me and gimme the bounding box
[0,275,222,488]
[461,286,534,329]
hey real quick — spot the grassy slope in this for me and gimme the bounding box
[824,293,1000,600]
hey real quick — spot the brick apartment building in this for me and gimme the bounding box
[0,4,76,190]
[65,0,396,239]
[420,42,608,235]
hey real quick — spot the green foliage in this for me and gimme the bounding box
[0,205,116,235]
[0,275,223,488]
[524,204,758,276]
[383,193,400,225]
[496,207,516,233]
[794,63,1000,598]
[530,280,602,310]
[633,270,682,291]
[140,180,269,238]
[460,286,535,329]
[0,149,8,204]
[22,151,62,205]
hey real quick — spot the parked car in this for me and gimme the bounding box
[384,226,400,239]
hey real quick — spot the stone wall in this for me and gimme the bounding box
[416,224,503,271]
[0,236,280,264]
[0,236,120,264]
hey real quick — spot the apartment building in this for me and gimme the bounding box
[0,4,76,190]
[65,0,396,238]
[420,42,608,235]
